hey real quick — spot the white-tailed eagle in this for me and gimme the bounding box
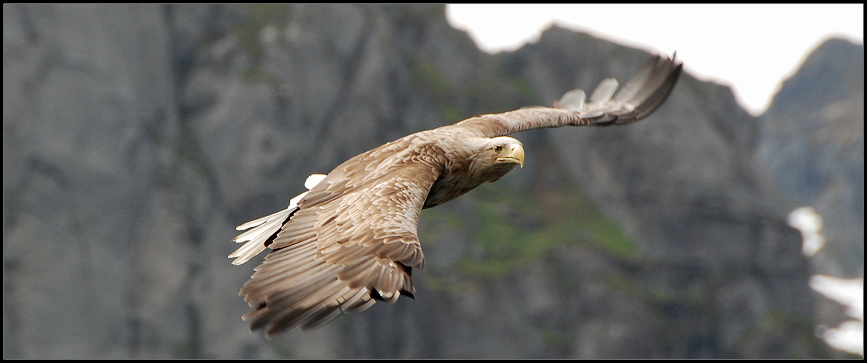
[230,54,682,336]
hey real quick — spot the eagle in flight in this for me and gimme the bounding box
[230,54,682,336]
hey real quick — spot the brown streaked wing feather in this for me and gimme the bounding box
[239,138,445,336]
[451,53,682,137]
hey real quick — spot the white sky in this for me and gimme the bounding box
[446,4,864,116]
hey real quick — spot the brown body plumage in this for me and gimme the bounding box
[231,54,683,336]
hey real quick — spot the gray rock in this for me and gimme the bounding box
[4,4,850,359]
[756,38,864,347]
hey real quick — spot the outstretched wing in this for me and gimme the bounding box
[452,54,682,137]
[236,138,446,336]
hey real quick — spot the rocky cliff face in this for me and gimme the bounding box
[756,37,864,342]
[758,38,863,278]
[3,4,857,358]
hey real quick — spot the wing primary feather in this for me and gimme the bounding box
[589,78,619,103]
[554,89,586,110]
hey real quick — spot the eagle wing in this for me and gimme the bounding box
[237,137,446,336]
[452,54,682,137]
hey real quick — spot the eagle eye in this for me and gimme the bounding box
[494,145,503,152]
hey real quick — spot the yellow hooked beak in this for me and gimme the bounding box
[496,143,525,168]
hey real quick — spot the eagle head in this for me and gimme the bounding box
[490,137,525,168]
[470,136,524,184]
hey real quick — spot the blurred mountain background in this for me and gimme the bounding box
[3,4,862,359]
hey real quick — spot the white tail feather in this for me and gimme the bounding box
[229,174,327,265]
[305,174,327,189]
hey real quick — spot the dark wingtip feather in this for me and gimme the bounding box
[621,53,682,123]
